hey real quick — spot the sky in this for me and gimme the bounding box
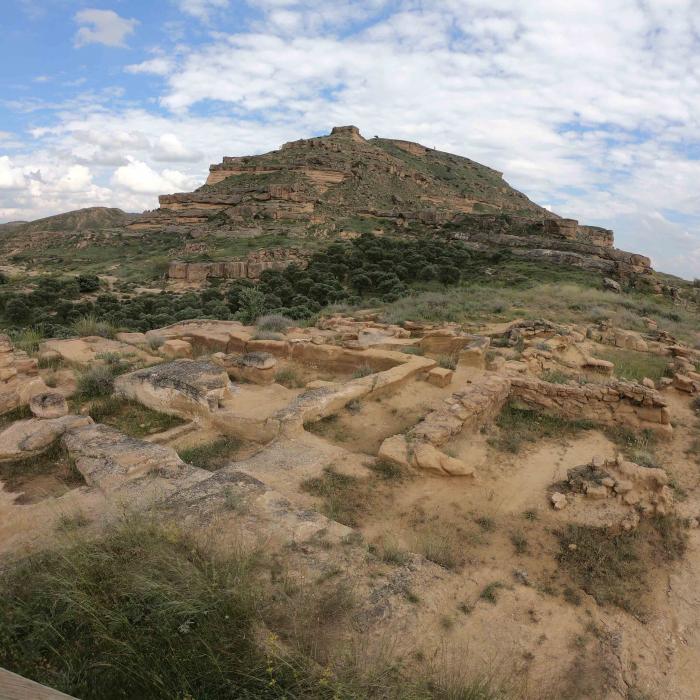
[1,1,700,278]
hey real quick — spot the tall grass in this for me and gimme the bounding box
[0,515,512,700]
[72,314,116,339]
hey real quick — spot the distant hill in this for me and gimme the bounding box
[0,221,28,233]
[5,207,137,235]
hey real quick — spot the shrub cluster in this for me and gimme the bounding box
[0,234,476,335]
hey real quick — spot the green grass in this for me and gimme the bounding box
[301,466,368,527]
[0,513,518,700]
[88,397,185,438]
[76,365,115,399]
[540,369,571,384]
[479,581,504,604]
[606,426,660,467]
[593,348,670,383]
[488,404,594,453]
[414,526,464,570]
[557,517,687,618]
[10,327,44,353]
[351,364,374,379]
[437,354,458,370]
[274,367,304,388]
[177,437,241,470]
[0,516,281,700]
[0,404,32,430]
[72,314,116,339]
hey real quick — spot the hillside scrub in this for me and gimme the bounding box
[0,235,695,342]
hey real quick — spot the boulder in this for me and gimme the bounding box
[603,277,622,293]
[0,414,93,462]
[673,373,697,393]
[62,423,186,491]
[29,391,69,419]
[115,360,232,417]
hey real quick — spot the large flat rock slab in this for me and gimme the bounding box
[39,336,160,366]
[62,423,188,491]
[0,415,93,462]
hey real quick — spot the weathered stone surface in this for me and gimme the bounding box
[216,352,277,385]
[0,415,92,462]
[29,392,68,419]
[115,360,232,418]
[63,423,186,491]
[161,339,193,359]
[427,367,453,387]
[673,373,698,393]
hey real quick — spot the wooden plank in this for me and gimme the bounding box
[0,667,77,700]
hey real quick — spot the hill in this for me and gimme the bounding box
[6,207,136,235]
[131,125,654,289]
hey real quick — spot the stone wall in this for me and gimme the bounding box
[168,248,310,282]
[509,376,672,437]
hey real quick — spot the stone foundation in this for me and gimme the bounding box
[510,376,672,437]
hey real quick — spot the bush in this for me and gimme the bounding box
[256,314,294,333]
[76,274,100,293]
[76,366,114,399]
[237,287,268,325]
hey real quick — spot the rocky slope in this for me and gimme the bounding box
[131,125,653,285]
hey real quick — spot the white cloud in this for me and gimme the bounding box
[111,158,191,194]
[178,0,229,21]
[153,133,201,162]
[74,9,138,48]
[126,57,174,76]
[56,165,93,192]
[0,157,26,190]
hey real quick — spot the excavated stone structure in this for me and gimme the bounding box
[510,376,672,437]
[379,374,511,476]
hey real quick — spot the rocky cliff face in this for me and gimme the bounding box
[130,125,653,283]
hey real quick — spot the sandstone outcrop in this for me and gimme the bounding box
[168,248,310,282]
[62,423,187,491]
[0,334,46,416]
